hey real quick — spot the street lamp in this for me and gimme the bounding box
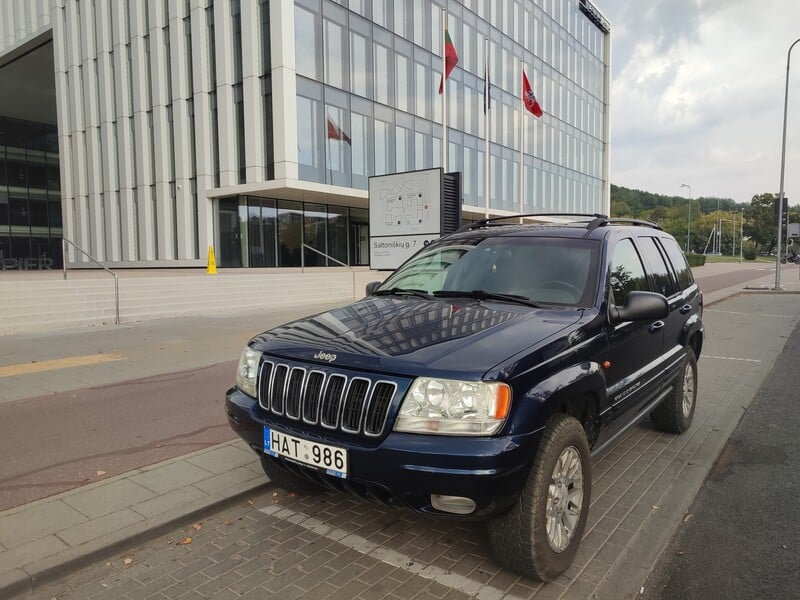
[775,37,800,289]
[680,183,692,253]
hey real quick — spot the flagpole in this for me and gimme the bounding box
[519,60,524,222]
[484,38,490,219]
[441,8,447,173]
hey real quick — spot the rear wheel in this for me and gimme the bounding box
[259,455,322,494]
[487,414,591,581]
[651,349,697,434]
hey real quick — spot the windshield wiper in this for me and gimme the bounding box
[433,290,543,308]
[372,287,434,300]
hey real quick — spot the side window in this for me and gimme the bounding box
[638,237,678,297]
[661,237,695,290]
[610,239,649,305]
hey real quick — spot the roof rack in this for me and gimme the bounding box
[585,217,662,231]
[458,213,607,232]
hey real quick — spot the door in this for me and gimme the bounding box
[602,238,666,437]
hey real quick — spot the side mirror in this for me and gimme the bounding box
[610,291,668,324]
[365,281,382,295]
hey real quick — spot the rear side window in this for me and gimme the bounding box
[660,237,695,290]
[609,239,649,305]
[638,237,678,297]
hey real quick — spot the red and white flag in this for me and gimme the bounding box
[326,117,351,145]
[522,69,543,118]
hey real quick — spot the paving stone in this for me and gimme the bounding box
[128,461,214,495]
[132,485,207,519]
[58,507,144,547]
[0,501,87,549]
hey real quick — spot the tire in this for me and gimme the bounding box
[259,455,323,495]
[650,348,697,434]
[487,414,591,581]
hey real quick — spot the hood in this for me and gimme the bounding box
[250,296,583,379]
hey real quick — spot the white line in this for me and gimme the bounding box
[705,355,762,363]
[258,504,521,599]
[705,309,795,319]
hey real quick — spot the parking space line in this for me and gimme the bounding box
[258,504,520,599]
[0,353,126,378]
[704,309,795,319]
[705,355,762,363]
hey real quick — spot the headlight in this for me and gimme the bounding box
[236,346,262,398]
[394,377,511,436]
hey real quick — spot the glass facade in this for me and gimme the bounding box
[216,196,370,268]
[0,116,63,270]
[292,0,608,214]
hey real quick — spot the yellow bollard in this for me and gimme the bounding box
[207,245,217,274]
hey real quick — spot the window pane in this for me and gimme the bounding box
[303,203,327,266]
[324,19,345,88]
[661,237,694,290]
[610,238,648,305]
[277,200,303,267]
[327,205,348,266]
[295,6,319,79]
[639,237,678,297]
[350,30,369,97]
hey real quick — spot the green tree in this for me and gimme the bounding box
[745,193,777,252]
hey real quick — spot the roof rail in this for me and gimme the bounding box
[585,217,662,231]
[458,212,608,232]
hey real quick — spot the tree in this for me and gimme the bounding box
[745,193,778,252]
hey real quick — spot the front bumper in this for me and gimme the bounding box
[226,387,543,519]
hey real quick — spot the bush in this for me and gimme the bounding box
[743,243,757,261]
[685,253,707,267]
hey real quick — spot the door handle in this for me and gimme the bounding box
[679,304,692,314]
[649,321,665,333]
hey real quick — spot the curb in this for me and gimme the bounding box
[0,481,268,599]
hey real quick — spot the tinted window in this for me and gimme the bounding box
[609,238,649,305]
[638,237,678,297]
[661,237,695,290]
[380,236,601,307]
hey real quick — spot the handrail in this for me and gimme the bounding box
[301,244,358,299]
[62,238,120,325]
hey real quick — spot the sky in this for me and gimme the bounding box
[598,0,800,206]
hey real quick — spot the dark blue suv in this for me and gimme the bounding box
[225,214,703,580]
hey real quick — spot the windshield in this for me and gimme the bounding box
[378,236,600,307]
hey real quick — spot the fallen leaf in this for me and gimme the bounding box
[272,492,278,497]
[247,500,255,506]
[651,505,659,511]
[223,520,232,526]
[123,558,133,566]
[683,514,693,523]
[180,537,193,545]
[96,470,107,477]
[676,551,684,556]
[192,523,202,531]
[166,538,173,544]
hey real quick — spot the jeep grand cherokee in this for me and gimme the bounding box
[225,214,703,580]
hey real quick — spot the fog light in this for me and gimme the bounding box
[431,494,477,515]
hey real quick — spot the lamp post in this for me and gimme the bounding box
[775,38,800,289]
[740,207,744,263]
[680,183,692,253]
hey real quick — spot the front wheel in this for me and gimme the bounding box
[650,349,697,434]
[487,414,591,581]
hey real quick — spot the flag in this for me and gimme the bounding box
[522,69,543,118]
[438,29,459,95]
[326,117,351,145]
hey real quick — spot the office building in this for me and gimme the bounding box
[0,0,610,270]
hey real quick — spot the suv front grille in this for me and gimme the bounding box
[257,360,398,437]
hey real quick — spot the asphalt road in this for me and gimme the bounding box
[0,264,777,512]
[642,319,800,599]
[0,361,237,511]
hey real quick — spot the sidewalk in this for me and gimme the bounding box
[1,264,799,599]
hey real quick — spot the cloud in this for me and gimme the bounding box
[599,0,800,204]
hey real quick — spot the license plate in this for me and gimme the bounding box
[263,427,348,478]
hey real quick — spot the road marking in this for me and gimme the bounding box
[705,309,795,319]
[258,504,519,599]
[0,353,127,378]
[705,355,762,363]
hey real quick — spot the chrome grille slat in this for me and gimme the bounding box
[270,364,289,416]
[257,359,397,436]
[341,378,370,433]
[285,367,306,419]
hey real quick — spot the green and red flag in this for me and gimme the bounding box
[438,29,459,94]
[522,69,543,118]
